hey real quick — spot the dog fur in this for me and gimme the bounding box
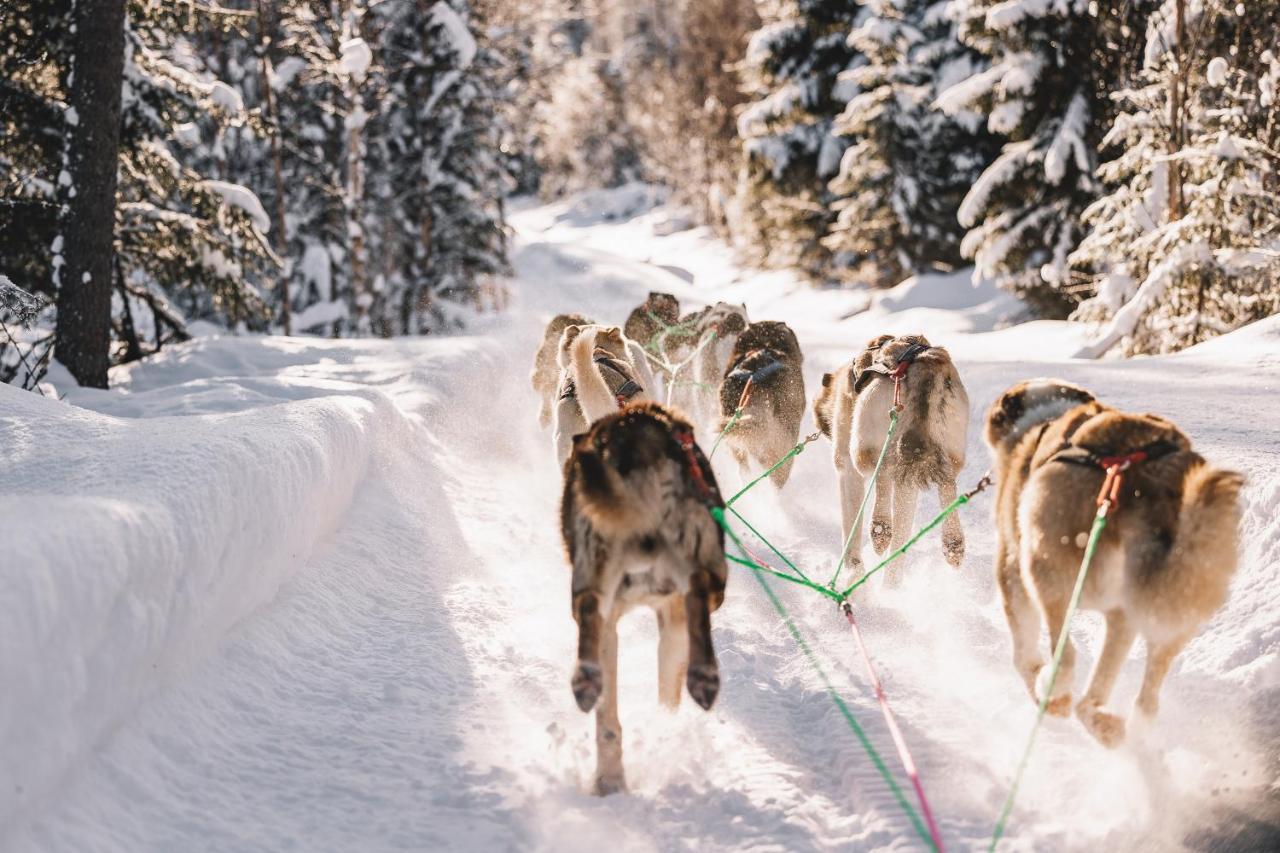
[813,334,969,583]
[985,379,1244,747]
[562,402,727,794]
[532,313,593,428]
[717,320,806,487]
[551,325,650,466]
[624,291,681,350]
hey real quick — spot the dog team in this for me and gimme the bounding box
[531,291,1244,795]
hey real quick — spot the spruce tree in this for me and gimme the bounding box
[939,0,1155,314]
[825,0,998,286]
[734,0,863,279]
[1070,0,1280,355]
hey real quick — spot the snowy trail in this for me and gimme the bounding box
[6,197,1279,851]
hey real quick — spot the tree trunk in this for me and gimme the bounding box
[54,0,126,388]
[256,0,293,335]
[1167,0,1186,222]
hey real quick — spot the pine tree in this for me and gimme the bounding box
[367,0,511,334]
[824,0,998,286]
[1070,0,1280,355]
[939,0,1156,314]
[733,0,862,279]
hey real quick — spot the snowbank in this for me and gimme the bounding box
[0,341,421,828]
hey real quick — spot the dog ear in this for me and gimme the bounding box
[821,372,832,388]
[865,334,894,351]
[720,311,746,335]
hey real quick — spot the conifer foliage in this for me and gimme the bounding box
[1,0,511,388]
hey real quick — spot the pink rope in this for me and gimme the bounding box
[842,602,945,852]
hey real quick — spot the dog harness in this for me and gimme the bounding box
[853,341,932,408]
[724,349,786,415]
[1051,438,1182,509]
[673,428,721,507]
[558,354,645,408]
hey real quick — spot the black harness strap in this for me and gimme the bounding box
[1051,438,1182,470]
[853,341,931,393]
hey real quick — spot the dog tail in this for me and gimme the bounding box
[813,372,835,439]
[1150,462,1245,622]
[572,430,670,539]
[571,328,620,425]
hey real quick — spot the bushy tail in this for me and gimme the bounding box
[573,436,670,538]
[1153,463,1245,622]
[571,329,621,425]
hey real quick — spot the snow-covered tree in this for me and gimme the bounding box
[824,0,998,286]
[1070,0,1280,355]
[367,0,511,334]
[938,0,1156,314]
[733,0,863,279]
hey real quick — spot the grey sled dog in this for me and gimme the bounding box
[562,402,727,795]
[813,334,969,583]
[984,379,1243,747]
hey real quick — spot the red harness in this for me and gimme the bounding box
[1052,439,1181,511]
[674,428,718,505]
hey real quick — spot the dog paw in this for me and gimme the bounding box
[687,663,720,710]
[1077,702,1126,748]
[870,521,891,554]
[572,662,602,712]
[592,772,628,797]
[942,536,964,568]
[1044,692,1073,718]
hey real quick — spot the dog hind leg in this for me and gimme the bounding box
[938,478,965,567]
[836,463,867,574]
[571,589,604,712]
[685,569,721,710]
[883,479,918,586]
[869,473,894,554]
[592,614,627,795]
[1134,632,1192,722]
[998,548,1043,703]
[1033,582,1077,718]
[656,597,689,710]
[1076,609,1135,748]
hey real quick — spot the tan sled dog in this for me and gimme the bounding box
[814,334,968,582]
[717,320,805,487]
[985,379,1243,746]
[551,325,649,467]
[532,313,593,428]
[562,402,727,794]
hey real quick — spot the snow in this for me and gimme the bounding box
[338,38,372,82]
[1207,56,1229,86]
[430,2,477,70]
[207,80,244,114]
[5,194,1279,852]
[1043,93,1090,185]
[270,56,307,92]
[299,241,333,303]
[200,180,271,234]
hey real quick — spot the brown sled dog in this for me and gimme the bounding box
[562,402,728,794]
[624,291,681,350]
[532,313,593,428]
[813,334,968,581]
[985,379,1244,746]
[717,320,806,487]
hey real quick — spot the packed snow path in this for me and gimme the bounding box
[5,195,1278,851]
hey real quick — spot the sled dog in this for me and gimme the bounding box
[716,320,805,487]
[985,379,1243,746]
[624,291,681,352]
[562,402,727,794]
[552,325,649,467]
[532,313,593,429]
[813,334,969,582]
